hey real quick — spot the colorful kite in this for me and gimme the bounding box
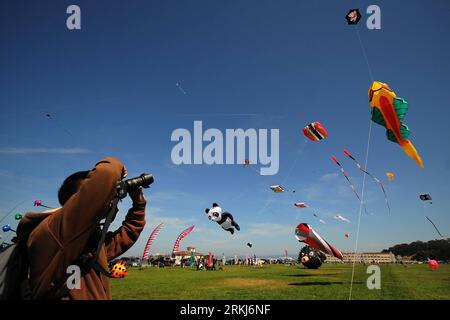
[294,202,308,209]
[14,213,22,220]
[33,199,53,209]
[243,159,260,174]
[343,149,391,214]
[369,81,423,168]
[270,185,285,193]
[142,222,164,261]
[298,245,326,269]
[331,156,368,214]
[2,224,15,233]
[110,261,128,278]
[303,122,328,142]
[345,8,361,25]
[172,225,195,253]
[386,172,394,182]
[295,223,343,260]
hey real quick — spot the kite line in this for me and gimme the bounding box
[349,23,376,301]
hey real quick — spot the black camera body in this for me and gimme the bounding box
[117,173,154,199]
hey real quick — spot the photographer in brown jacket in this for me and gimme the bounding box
[16,157,147,299]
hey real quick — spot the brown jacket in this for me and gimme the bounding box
[16,157,146,300]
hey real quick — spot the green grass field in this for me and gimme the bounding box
[111,264,450,300]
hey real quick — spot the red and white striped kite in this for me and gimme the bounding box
[295,223,343,260]
[172,225,195,253]
[142,222,164,260]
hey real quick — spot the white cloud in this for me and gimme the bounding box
[319,172,340,182]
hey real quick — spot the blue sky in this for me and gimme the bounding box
[1,0,449,258]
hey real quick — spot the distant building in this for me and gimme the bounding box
[172,246,204,263]
[325,252,396,263]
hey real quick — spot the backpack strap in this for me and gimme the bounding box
[43,196,120,300]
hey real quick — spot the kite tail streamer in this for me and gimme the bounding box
[172,225,195,253]
[401,140,424,168]
[343,149,391,214]
[331,156,369,215]
[426,217,446,238]
[142,222,164,261]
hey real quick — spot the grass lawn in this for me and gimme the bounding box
[111,264,450,300]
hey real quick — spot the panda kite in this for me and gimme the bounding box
[205,203,240,234]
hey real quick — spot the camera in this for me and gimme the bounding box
[117,173,154,199]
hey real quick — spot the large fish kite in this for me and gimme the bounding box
[368,81,423,168]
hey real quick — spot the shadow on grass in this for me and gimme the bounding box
[289,281,363,286]
[285,273,343,278]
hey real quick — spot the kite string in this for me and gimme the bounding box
[0,200,27,225]
[349,24,376,300]
[355,26,375,82]
[256,140,305,216]
[349,119,373,300]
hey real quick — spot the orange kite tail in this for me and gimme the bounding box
[401,140,424,168]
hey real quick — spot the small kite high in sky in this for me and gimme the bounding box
[176,82,187,95]
[419,193,432,203]
[334,215,351,223]
[243,159,260,174]
[345,8,361,25]
[303,122,328,142]
[45,113,73,137]
[294,202,308,209]
[386,172,394,182]
[247,242,253,248]
[369,81,423,168]
[295,223,343,260]
[270,185,285,193]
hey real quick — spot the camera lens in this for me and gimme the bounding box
[124,173,154,190]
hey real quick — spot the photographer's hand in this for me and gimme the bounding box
[128,186,146,205]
